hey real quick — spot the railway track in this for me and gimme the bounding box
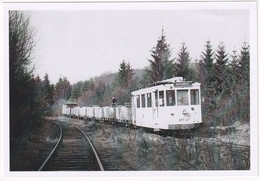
[38,122,104,171]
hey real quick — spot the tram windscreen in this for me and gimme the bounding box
[147,93,152,107]
[177,90,189,105]
[190,89,200,105]
[159,91,165,107]
[166,90,175,106]
[141,94,146,107]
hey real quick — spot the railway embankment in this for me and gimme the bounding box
[68,117,250,170]
[10,116,250,171]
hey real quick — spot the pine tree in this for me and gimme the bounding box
[117,60,128,86]
[230,50,241,87]
[200,41,216,97]
[214,42,229,95]
[117,60,134,87]
[126,62,134,86]
[176,42,192,80]
[42,73,54,115]
[71,81,83,101]
[239,42,250,86]
[147,29,174,82]
[54,76,71,100]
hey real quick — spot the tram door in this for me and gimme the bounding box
[152,91,160,128]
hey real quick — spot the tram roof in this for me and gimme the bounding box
[132,77,201,94]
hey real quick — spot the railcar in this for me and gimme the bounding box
[131,77,202,131]
[62,76,202,131]
[86,107,93,119]
[92,106,100,120]
[103,106,115,121]
[96,107,104,121]
[115,106,131,125]
[79,106,87,119]
[62,105,67,115]
[71,106,80,118]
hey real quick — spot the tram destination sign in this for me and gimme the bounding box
[174,82,192,87]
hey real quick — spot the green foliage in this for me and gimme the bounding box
[147,29,174,83]
[116,60,134,88]
[71,81,83,101]
[201,41,250,127]
[199,41,216,97]
[9,11,45,139]
[54,76,71,100]
[239,42,250,86]
[139,67,152,87]
[214,42,230,95]
[176,42,193,81]
[42,73,55,113]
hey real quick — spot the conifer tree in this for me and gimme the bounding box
[116,60,134,88]
[214,42,229,95]
[239,42,250,86]
[230,50,241,88]
[176,42,192,80]
[147,29,174,82]
[200,41,216,97]
[71,81,83,101]
[54,76,71,100]
[42,73,54,115]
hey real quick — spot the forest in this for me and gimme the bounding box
[9,11,250,145]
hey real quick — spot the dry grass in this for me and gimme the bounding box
[91,123,250,170]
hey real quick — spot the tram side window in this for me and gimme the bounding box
[155,91,158,107]
[191,89,199,105]
[147,93,152,107]
[159,91,165,107]
[137,95,140,108]
[141,94,146,108]
[166,90,175,106]
[177,90,189,105]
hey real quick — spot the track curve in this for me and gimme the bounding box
[39,122,103,171]
[73,126,104,171]
[38,122,63,171]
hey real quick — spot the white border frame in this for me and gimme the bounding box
[1,1,258,180]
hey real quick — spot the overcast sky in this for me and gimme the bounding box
[26,9,249,84]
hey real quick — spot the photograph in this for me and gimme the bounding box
[1,1,258,178]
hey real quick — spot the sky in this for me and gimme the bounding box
[26,8,249,84]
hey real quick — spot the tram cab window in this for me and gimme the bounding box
[155,91,158,107]
[159,91,165,107]
[166,90,175,106]
[191,89,200,105]
[177,90,189,105]
[137,95,140,108]
[141,94,146,107]
[147,93,152,107]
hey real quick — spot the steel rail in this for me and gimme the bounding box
[73,126,105,171]
[38,122,63,171]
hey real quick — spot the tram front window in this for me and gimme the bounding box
[141,94,146,107]
[159,91,165,107]
[147,93,152,107]
[177,90,189,105]
[191,89,200,105]
[166,90,175,106]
